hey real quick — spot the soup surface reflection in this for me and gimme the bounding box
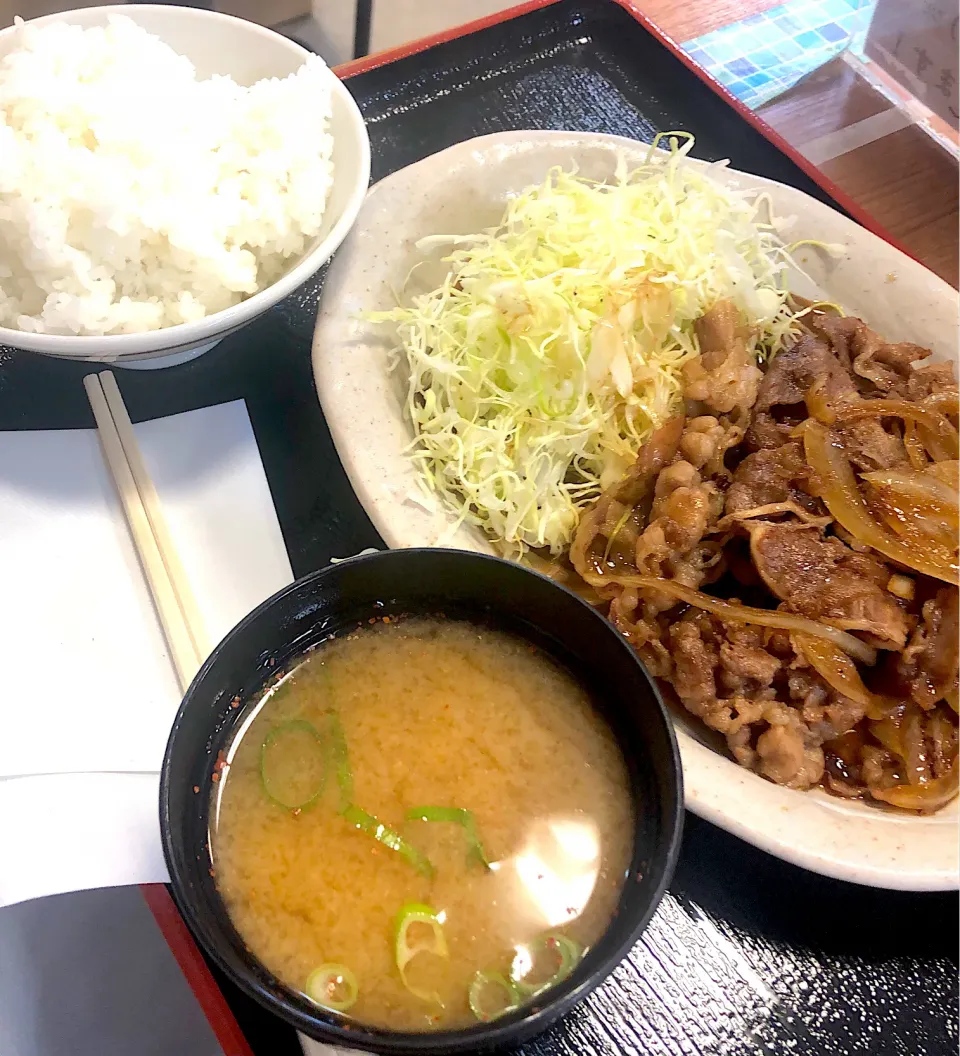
[211,618,633,1031]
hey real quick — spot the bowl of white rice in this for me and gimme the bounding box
[0,5,370,368]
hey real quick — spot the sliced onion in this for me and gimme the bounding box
[927,460,960,486]
[522,551,605,606]
[510,934,581,995]
[930,709,958,760]
[793,632,876,708]
[804,376,839,424]
[862,468,959,526]
[585,573,877,664]
[918,398,960,464]
[870,763,958,812]
[718,502,832,529]
[468,972,520,1022]
[863,466,959,552]
[901,707,929,786]
[834,398,959,460]
[903,419,927,470]
[393,903,448,1003]
[260,721,326,810]
[923,391,960,419]
[802,421,959,585]
[865,697,905,722]
[871,495,959,556]
[870,714,905,757]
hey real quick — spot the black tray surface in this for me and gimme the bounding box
[1,2,955,1054]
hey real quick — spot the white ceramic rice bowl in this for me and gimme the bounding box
[0,5,370,368]
[313,130,960,891]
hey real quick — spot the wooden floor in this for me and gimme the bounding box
[760,57,959,287]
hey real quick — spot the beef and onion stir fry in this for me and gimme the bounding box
[566,302,959,811]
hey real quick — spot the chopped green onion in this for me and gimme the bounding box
[510,933,582,996]
[260,720,326,810]
[393,903,448,1003]
[468,971,520,1022]
[405,806,491,869]
[342,804,434,877]
[304,963,358,1012]
[325,711,353,811]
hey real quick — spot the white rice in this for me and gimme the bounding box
[0,15,334,336]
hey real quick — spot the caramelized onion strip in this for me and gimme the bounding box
[927,460,960,486]
[923,391,960,420]
[903,419,927,470]
[583,573,878,664]
[862,468,959,526]
[834,398,959,460]
[805,376,837,425]
[803,421,959,585]
[793,632,876,708]
[870,714,905,757]
[718,503,832,529]
[870,764,959,812]
[871,498,959,555]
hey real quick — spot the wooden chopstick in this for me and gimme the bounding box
[83,372,202,692]
[97,371,210,660]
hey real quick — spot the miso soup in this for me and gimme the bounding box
[211,617,633,1032]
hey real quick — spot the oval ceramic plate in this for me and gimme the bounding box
[313,130,959,891]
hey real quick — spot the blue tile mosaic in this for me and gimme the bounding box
[701,36,742,64]
[750,47,782,69]
[726,57,760,78]
[795,29,822,48]
[773,39,803,61]
[819,21,849,43]
[773,14,804,34]
[821,0,856,17]
[683,0,878,108]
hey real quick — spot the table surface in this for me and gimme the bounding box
[0,2,956,1055]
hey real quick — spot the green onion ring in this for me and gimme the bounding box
[325,711,353,811]
[259,720,326,810]
[468,971,521,1022]
[304,963,358,1012]
[405,805,491,869]
[510,933,582,995]
[393,903,448,1003]
[342,805,434,877]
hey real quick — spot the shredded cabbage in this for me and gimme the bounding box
[373,134,800,556]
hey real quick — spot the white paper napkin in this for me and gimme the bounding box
[0,400,293,777]
[0,773,166,907]
[0,400,294,908]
